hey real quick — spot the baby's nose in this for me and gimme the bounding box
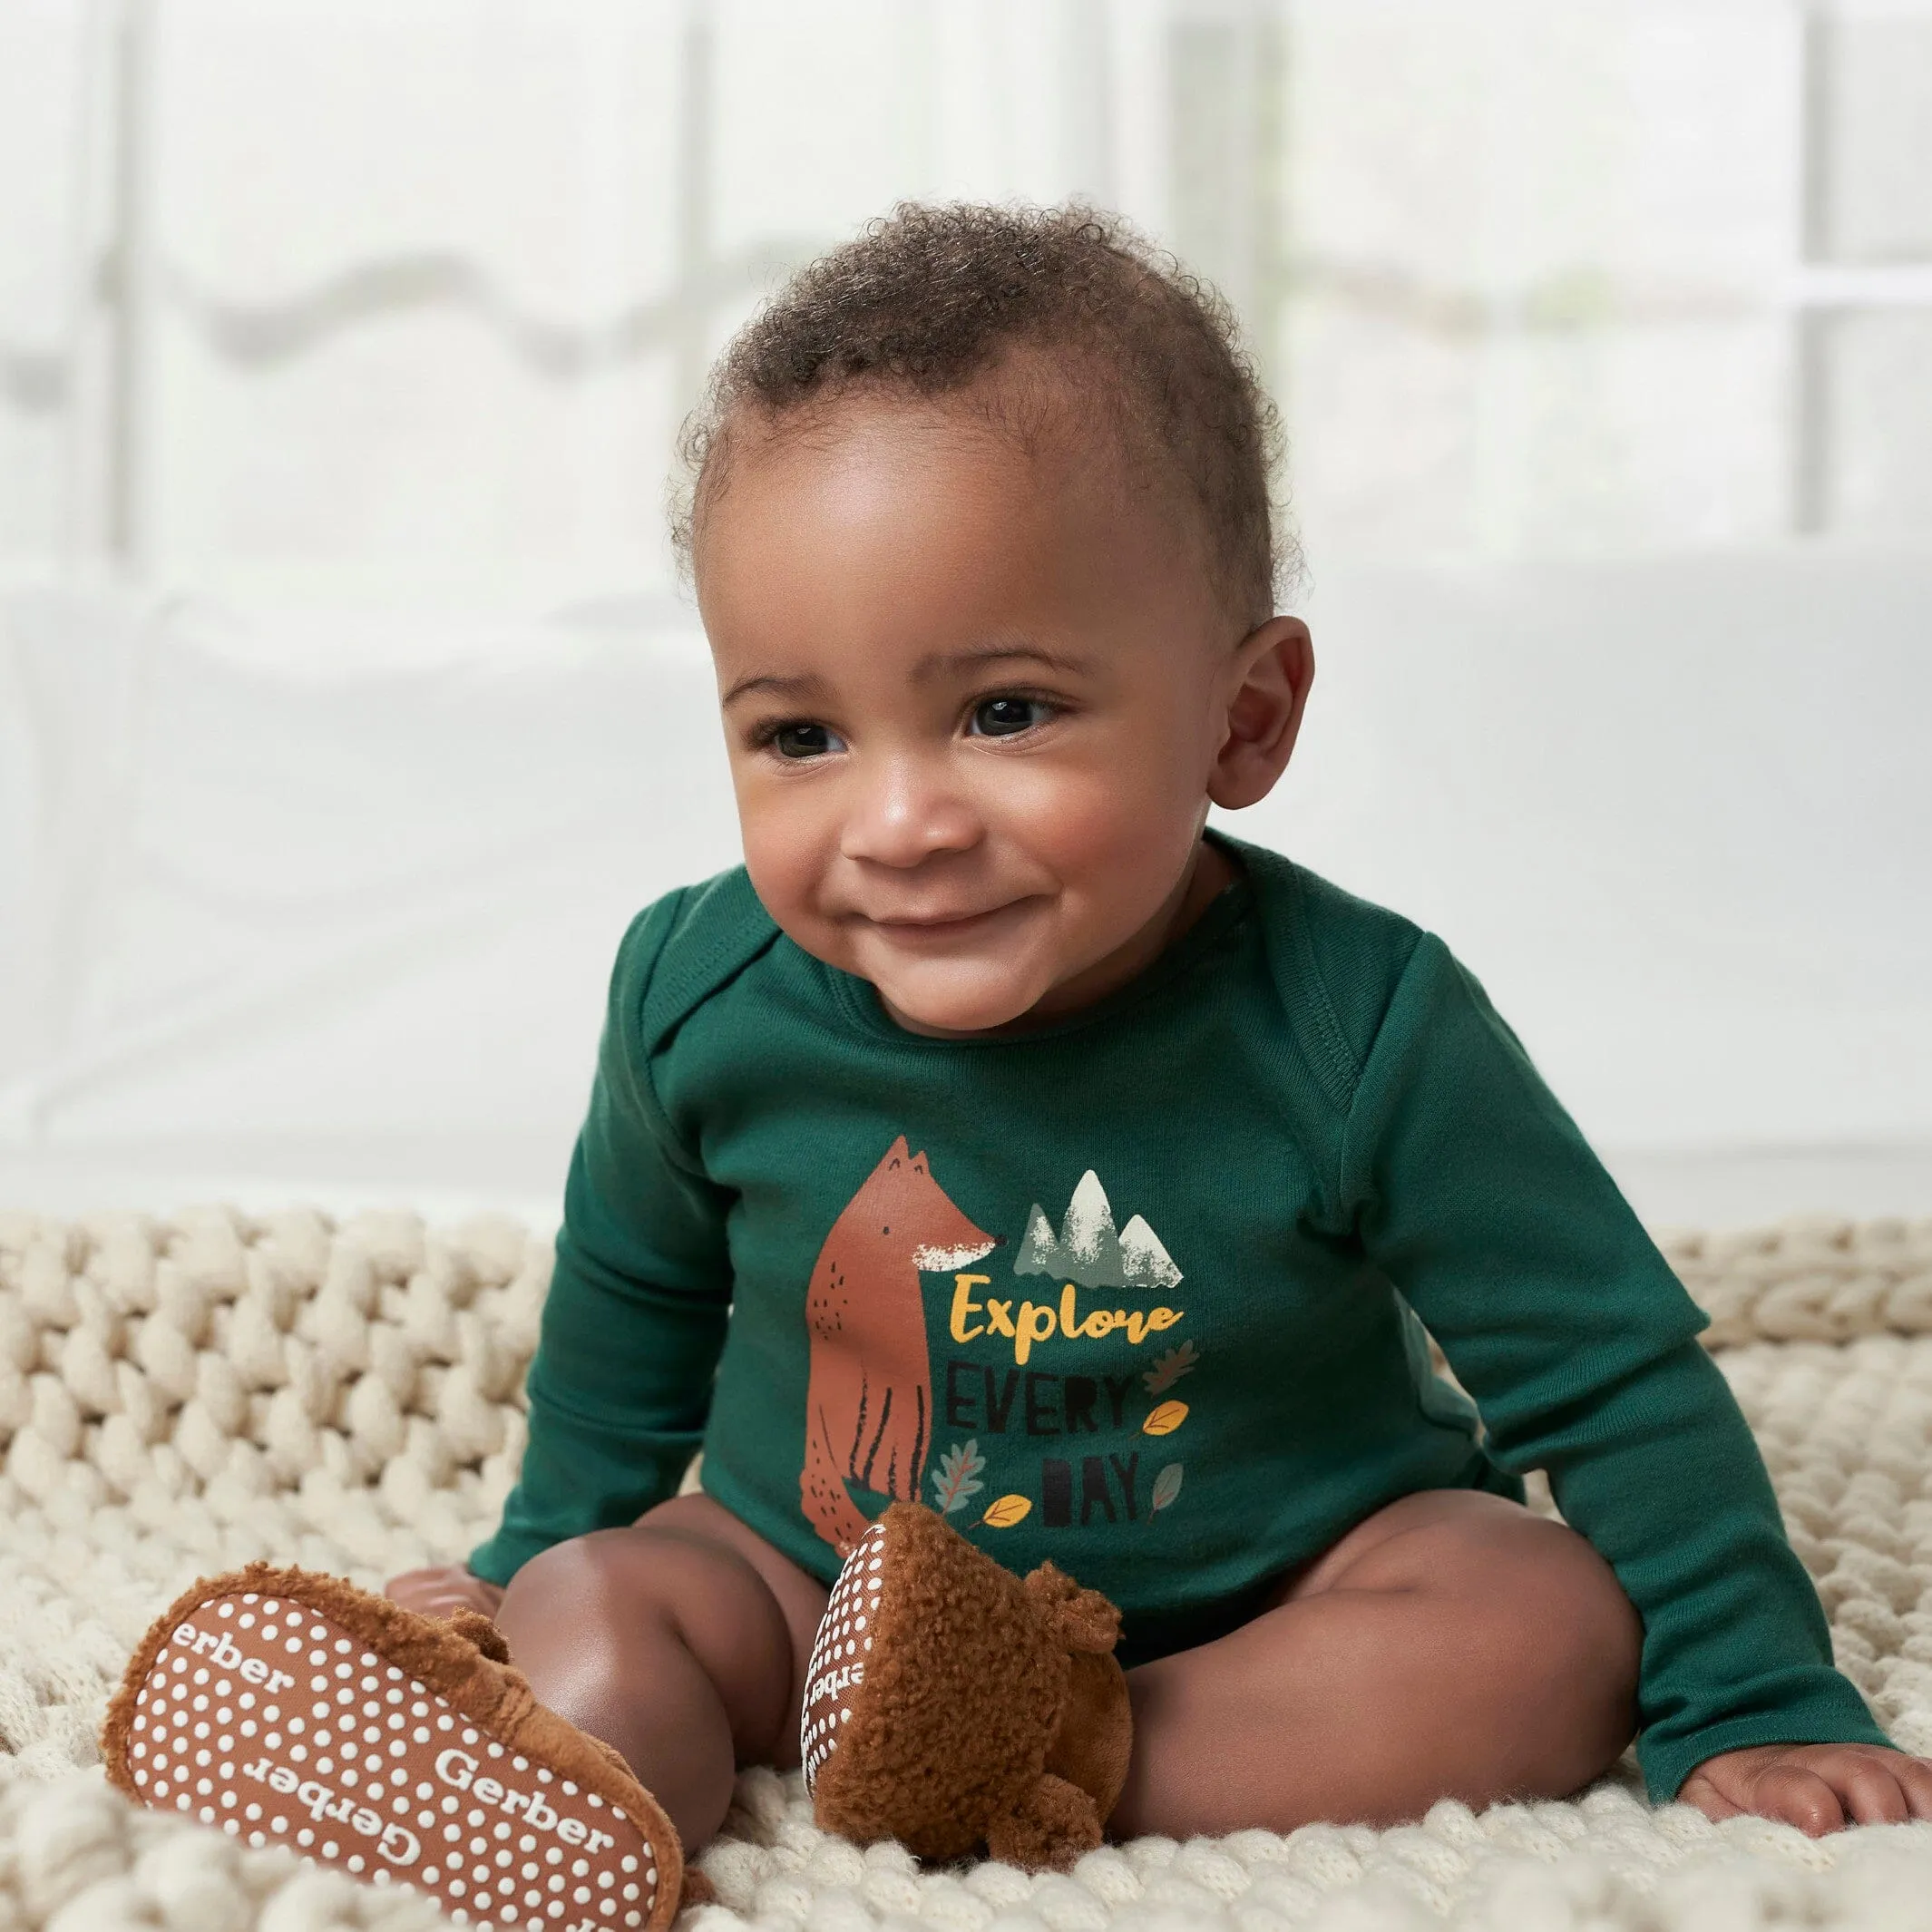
[839,754,981,867]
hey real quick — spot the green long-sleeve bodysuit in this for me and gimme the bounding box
[470,834,1888,1800]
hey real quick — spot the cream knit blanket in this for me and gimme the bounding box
[3,1208,1932,1932]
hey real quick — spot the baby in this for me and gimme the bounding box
[385,204,1927,1859]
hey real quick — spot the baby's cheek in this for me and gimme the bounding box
[1012,762,1194,892]
[737,804,839,946]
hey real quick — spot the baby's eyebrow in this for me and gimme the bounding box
[720,669,832,707]
[720,643,1091,709]
[910,642,1094,681]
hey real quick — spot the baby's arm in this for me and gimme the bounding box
[1345,932,1902,1823]
[399,896,735,1613]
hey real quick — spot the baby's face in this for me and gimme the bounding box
[697,393,1298,1035]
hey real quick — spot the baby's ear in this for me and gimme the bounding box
[1024,1563,1122,1654]
[1210,613,1314,811]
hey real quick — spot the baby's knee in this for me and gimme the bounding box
[1544,1524,1641,1681]
[506,1525,760,1632]
[503,1526,793,1693]
[1516,1523,1642,1765]
[493,1527,799,1800]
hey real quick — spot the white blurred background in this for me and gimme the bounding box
[2,0,1929,1229]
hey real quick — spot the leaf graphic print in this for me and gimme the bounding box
[930,1439,987,1515]
[1149,1463,1184,1514]
[1142,1341,1200,1393]
[1142,1400,1188,1436]
[982,1494,1032,1528]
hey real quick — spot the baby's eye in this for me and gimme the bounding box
[769,721,846,759]
[967,696,1052,738]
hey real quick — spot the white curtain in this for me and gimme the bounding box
[3,1,1930,1220]
[4,0,1930,603]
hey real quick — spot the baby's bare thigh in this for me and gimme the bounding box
[634,1492,832,1763]
[1269,1487,1618,1612]
[1111,1488,1639,1834]
[1265,1487,1641,1771]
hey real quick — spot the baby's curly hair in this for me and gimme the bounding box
[671,201,1294,629]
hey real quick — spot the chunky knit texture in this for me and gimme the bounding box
[2,1206,1932,1931]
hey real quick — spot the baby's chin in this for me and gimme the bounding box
[858,947,1067,1039]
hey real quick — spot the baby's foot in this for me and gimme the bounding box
[802,1502,1132,1871]
[103,1560,708,1931]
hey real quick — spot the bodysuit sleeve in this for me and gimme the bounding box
[1338,932,1891,1802]
[467,895,735,1586]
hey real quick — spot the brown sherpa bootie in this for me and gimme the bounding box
[102,1562,715,1929]
[800,1501,1132,1872]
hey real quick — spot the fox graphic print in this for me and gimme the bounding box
[799,1141,1195,1562]
[799,1137,999,1553]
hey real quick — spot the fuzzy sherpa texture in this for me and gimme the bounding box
[806,1501,1132,1869]
[5,1207,1932,1932]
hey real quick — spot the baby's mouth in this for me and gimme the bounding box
[866,901,1031,942]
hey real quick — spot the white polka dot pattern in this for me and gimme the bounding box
[801,1519,888,1795]
[126,1593,659,1930]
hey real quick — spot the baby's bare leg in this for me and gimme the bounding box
[493,1493,828,1852]
[1108,1488,1641,1839]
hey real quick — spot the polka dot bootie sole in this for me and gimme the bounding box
[102,1561,711,1931]
[800,1501,1133,1871]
